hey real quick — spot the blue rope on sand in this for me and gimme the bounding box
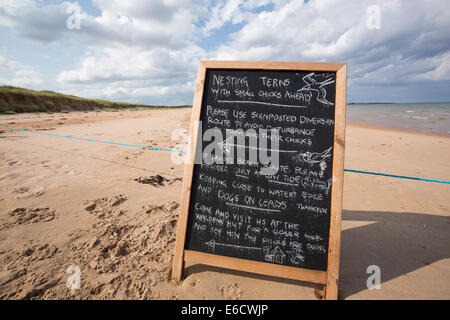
[1,125,449,184]
[344,169,450,184]
[0,125,184,153]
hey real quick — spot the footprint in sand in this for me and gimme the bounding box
[83,194,128,219]
[220,283,243,300]
[142,201,179,215]
[21,243,58,262]
[0,208,56,231]
[12,186,45,199]
[190,279,201,287]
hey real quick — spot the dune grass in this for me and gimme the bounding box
[0,86,191,114]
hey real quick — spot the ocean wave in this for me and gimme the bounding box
[403,115,430,120]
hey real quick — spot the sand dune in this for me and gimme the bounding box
[0,108,449,299]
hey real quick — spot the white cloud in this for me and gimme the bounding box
[0,55,19,70]
[6,69,43,87]
[415,53,450,82]
[57,44,205,84]
[202,0,246,35]
[0,0,36,26]
[0,0,207,50]
[210,0,450,90]
[0,55,43,88]
[56,43,205,105]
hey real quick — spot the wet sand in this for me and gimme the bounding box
[0,108,449,299]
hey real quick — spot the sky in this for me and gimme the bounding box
[0,0,449,105]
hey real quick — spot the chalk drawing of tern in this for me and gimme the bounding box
[297,146,333,164]
[297,72,335,106]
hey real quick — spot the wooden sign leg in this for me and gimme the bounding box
[324,191,343,300]
[171,255,184,282]
[324,274,338,299]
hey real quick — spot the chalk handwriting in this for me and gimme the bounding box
[186,69,337,270]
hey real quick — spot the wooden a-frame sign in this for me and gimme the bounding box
[171,61,347,300]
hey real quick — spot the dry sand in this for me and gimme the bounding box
[0,108,449,300]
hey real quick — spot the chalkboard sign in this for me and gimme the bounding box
[172,61,347,300]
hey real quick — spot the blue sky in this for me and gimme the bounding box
[0,0,449,105]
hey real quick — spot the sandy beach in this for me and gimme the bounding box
[0,108,449,300]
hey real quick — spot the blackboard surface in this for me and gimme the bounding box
[185,68,337,271]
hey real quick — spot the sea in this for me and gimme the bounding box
[346,102,450,137]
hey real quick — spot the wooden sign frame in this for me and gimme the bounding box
[171,61,347,300]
